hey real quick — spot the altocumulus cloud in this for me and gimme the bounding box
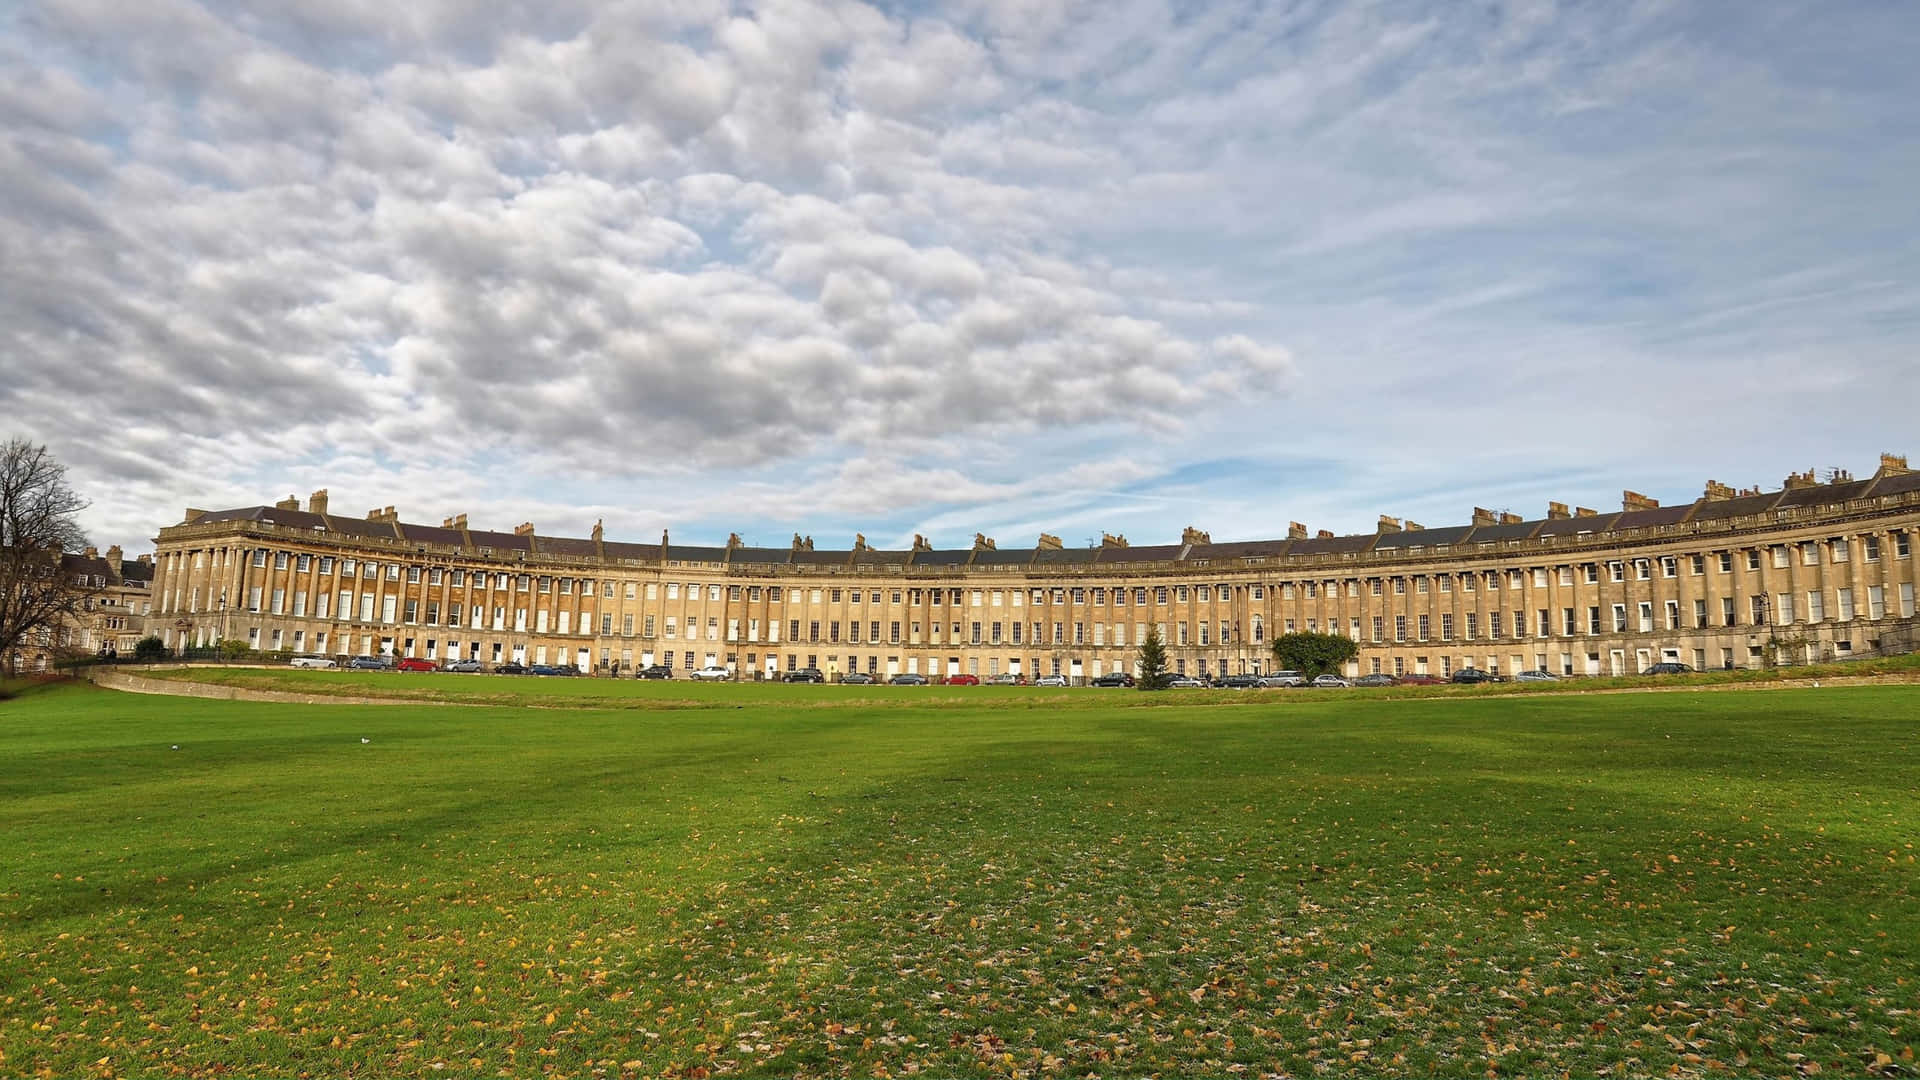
[2,0,1917,553]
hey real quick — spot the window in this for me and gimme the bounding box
[253,549,268,568]
[1489,612,1503,639]
[1690,555,1705,575]
[1588,606,1601,634]
[1665,600,1679,630]
[1394,615,1407,642]
[1901,583,1915,618]
[1557,567,1573,587]
[1745,550,1760,572]
[1771,546,1789,569]
[1438,575,1451,593]
[1465,612,1478,640]
[1802,542,1819,566]
[1831,539,1849,564]
[1393,577,1406,595]
[1722,597,1736,626]
[1563,607,1577,635]
[1895,532,1910,558]
[1539,609,1552,637]
[1638,602,1653,633]
[1865,536,1880,562]
[1440,614,1453,640]
[1837,588,1855,621]
[1807,591,1826,621]
[1694,599,1708,628]
[1612,604,1627,632]
[1370,616,1383,642]
[1661,556,1677,578]
[1609,561,1625,583]
[1533,569,1549,588]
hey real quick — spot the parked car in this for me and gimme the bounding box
[530,663,578,676]
[1642,662,1694,675]
[635,664,673,679]
[986,672,1025,685]
[1090,672,1135,687]
[1165,674,1207,688]
[689,665,732,681]
[1451,668,1497,684]
[494,662,528,675]
[1353,673,1397,687]
[347,655,392,670]
[289,656,337,669]
[1311,674,1352,688]
[1514,669,1559,682]
[946,673,980,686]
[1399,674,1446,686]
[785,667,826,683]
[395,657,437,672]
[1034,673,1070,687]
[840,671,875,684]
[890,673,928,685]
[1215,673,1262,689]
[444,658,483,673]
[1259,671,1305,688]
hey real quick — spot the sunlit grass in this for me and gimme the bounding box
[3,681,1915,1076]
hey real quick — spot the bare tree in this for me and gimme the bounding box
[0,439,94,677]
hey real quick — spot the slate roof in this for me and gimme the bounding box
[1688,492,1784,521]
[466,528,532,552]
[913,549,974,567]
[730,547,792,565]
[534,534,598,557]
[401,524,466,547]
[1535,514,1616,538]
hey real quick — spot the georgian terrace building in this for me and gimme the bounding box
[147,456,1920,682]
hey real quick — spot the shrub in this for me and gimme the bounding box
[132,635,170,662]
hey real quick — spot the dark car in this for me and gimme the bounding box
[1090,672,1135,687]
[1215,673,1261,689]
[1353,673,1397,687]
[1451,668,1498,684]
[841,671,875,684]
[1641,662,1694,675]
[946,673,980,686]
[494,662,528,675]
[1399,674,1446,686]
[347,655,392,670]
[635,665,673,679]
[529,664,578,676]
[785,667,826,683]
[890,673,929,685]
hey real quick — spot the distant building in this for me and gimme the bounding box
[9,547,155,674]
[145,457,1920,681]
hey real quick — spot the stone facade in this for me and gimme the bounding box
[145,458,1920,681]
[8,547,155,674]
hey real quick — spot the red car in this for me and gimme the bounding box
[945,674,980,686]
[395,657,437,672]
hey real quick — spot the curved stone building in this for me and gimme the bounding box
[148,455,1920,681]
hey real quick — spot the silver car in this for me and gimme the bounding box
[1310,674,1352,688]
[1034,674,1070,687]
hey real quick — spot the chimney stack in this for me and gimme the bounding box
[972,533,996,550]
[1036,533,1063,550]
[1471,508,1497,526]
[1101,532,1130,548]
[308,489,329,516]
[105,545,123,566]
[1703,480,1735,500]
[1879,452,1912,477]
[1288,521,1309,539]
[1499,512,1523,525]
[1784,468,1817,490]
[1575,506,1598,518]
[1181,526,1212,545]
[513,522,535,536]
[367,506,399,523]
[1316,529,1335,539]
[1376,515,1401,534]
[275,495,299,511]
[84,545,98,558]
[1546,502,1570,520]
[592,520,605,543]
[1621,490,1659,511]
[912,534,933,552]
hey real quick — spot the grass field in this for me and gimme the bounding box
[3,680,1916,1077]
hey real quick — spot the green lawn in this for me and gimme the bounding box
[2,681,1916,1077]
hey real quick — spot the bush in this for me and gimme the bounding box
[215,638,253,661]
[1270,632,1360,680]
[132,636,170,662]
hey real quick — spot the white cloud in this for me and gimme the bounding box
[3,0,1917,556]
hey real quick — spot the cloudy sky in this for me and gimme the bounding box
[4,0,1916,555]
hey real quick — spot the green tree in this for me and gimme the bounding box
[1270,631,1359,680]
[1136,621,1170,690]
[132,635,169,662]
[216,637,252,660]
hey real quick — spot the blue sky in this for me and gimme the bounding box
[3,0,1917,554]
